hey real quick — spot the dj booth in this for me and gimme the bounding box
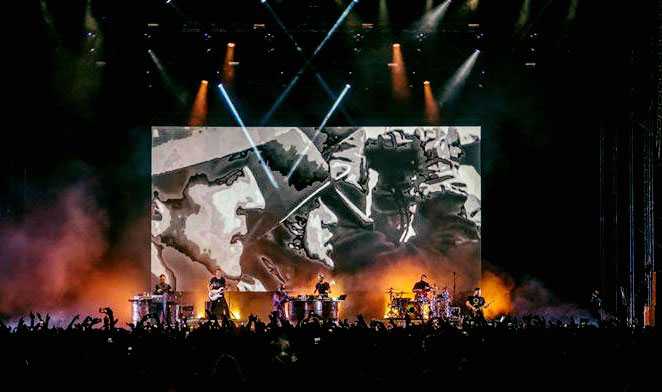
[288,295,345,321]
[129,291,347,323]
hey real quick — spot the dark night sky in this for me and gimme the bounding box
[3,0,647,305]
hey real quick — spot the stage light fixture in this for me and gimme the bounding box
[423,80,440,124]
[260,0,358,125]
[312,0,358,57]
[439,49,480,106]
[189,80,208,127]
[148,49,187,104]
[391,42,410,101]
[218,83,279,188]
[223,42,236,84]
[414,0,451,34]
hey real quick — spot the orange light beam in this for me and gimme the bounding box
[223,42,236,85]
[423,81,440,124]
[390,43,410,101]
[189,80,208,126]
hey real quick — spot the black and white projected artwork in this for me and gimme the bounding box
[151,126,481,293]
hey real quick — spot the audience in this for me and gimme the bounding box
[0,308,655,390]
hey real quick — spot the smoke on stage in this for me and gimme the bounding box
[0,184,144,324]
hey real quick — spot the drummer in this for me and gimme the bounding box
[412,274,432,300]
[313,273,331,298]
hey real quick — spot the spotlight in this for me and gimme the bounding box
[286,83,351,179]
[415,0,451,34]
[148,49,187,104]
[379,0,390,30]
[423,80,440,124]
[260,0,358,125]
[391,42,410,100]
[223,43,237,84]
[189,80,209,127]
[439,49,481,106]
[218,83,279,188]
[467,0,479,11]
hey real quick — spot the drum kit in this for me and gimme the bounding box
[385,286,454,320]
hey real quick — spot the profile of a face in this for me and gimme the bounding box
[183,167,265,278]
[151,198,171,236]
[304,199,338,268]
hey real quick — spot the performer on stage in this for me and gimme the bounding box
[412,274,432,294]
[313,273,331,298]
[153,274,173,295]
[465,287,488,322]
[590,288,603,322]
[412,274,432,302]
[152,274,173,323]
[207,268,230,319]
[411,275,432,319]
[272,284,289,320]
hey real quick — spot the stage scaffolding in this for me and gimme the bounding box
[599,1,660,327]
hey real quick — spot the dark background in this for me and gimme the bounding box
[3,0,657,307]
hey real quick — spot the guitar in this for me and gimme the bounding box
[208,287,225,301]
[468,300,492,315]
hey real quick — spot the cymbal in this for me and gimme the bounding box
[385,288,407,295]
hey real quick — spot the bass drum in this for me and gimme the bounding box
[405,301,419,318]
[406,300,430,320]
